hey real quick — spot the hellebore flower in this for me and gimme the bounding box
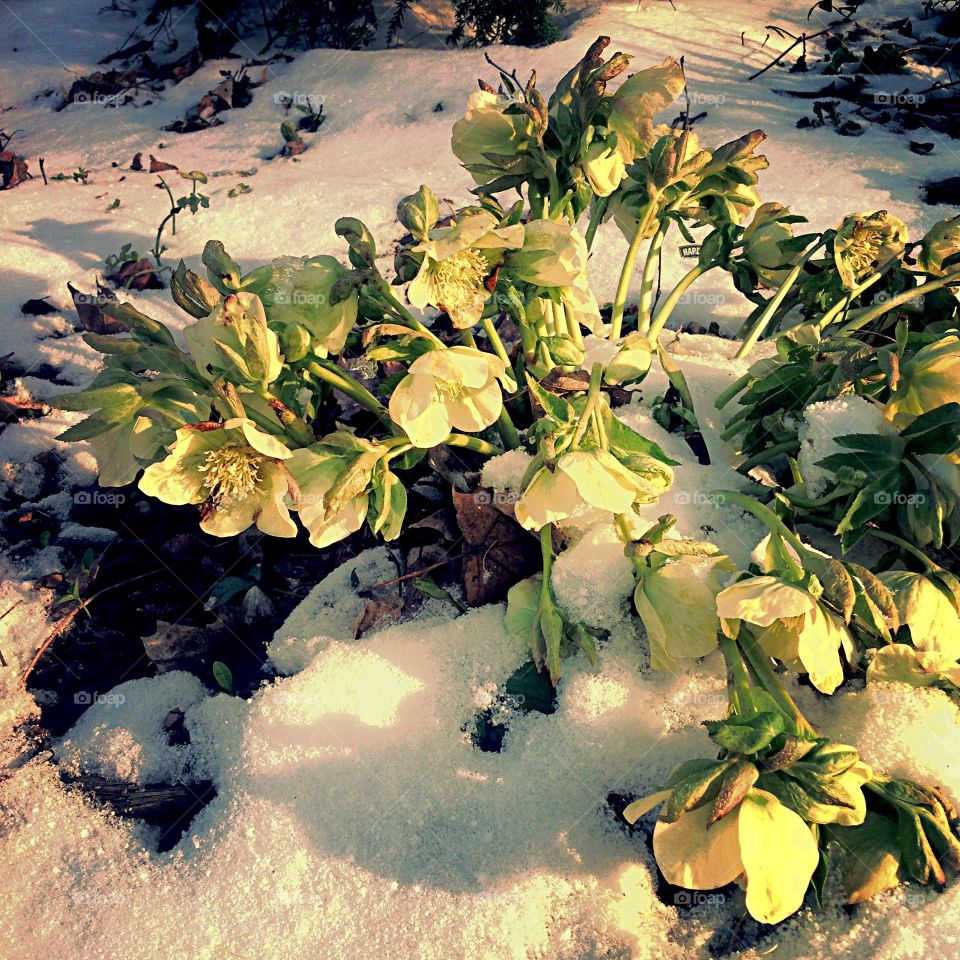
[408,210,524,328]
[450,90,538,187]
[716,575,849,694]
[583,136,627,197]
[388,346,509,448]
[627,787,819,925]
[287,444,375,549]
[867,643,960,690]
[184,291,283,387]
[918,215,960,277]
[515,449,671,531]
[884,336,960,428]
[505,218,590,289]
[634,552,734,670]
[605,58,686,165]
[139,418,296,538]
[262,255,358,358]
[741,203,802,287]
[833,211,908,288]
[878,570,960,660]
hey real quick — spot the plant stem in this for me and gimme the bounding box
[637,222,669,335]
[563,301,584,349]
[377,282,439,338]
[304,357,392,426]
[715,370,754,411]
[540,526,554,603]
[712,489,806,556]
[481,317,513,369]
[610,202,658,340]
[571,363,604,448]
[866,527,934,572]
[718,633,752,716]
[444,433,503,457]
[737,628,817,736]
[647,261,711,341]
[735,237,829,359]
[736,439,801,473]
[815,270,885,332]
[836,268,960,336]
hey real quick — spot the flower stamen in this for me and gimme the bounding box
[199,444,263,503]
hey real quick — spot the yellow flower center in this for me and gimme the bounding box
[199,444,263,503]
[846,223,884,274]
[434,378,468,402]
[430,248,489,311]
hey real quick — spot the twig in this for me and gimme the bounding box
[38,157,48,185]
[366,555,460,594]
[21,571,156,686]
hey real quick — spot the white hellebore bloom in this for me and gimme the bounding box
[139,418,296,538]
[389,346,509,449]
[716,575,850,694]
[515,449,646,531]
[652,788,820,925]
[408,210,524,329]
[634,554,733,671]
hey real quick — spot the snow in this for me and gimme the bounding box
[799,395,898,497]
[2,0,959,957]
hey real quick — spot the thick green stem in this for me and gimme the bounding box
[718,633,753,716]
[461,327,520,449]
[540,526,554,604]
[610,202,658,340]
[378,282,439,339]
[637,222,669,335]
[304,357,392,426]
[443,433,503,457]
[712,489,806,556]
[836,268,960,336]
[736,439,801,473]
[866,527,935,572]
[481,317,513,369]
[738,628,817,736]
[647,261,711,342]
[563,301,584,349]
[815,270,885,332]
[715,370,753,411]
[735,236,830,360]
[571,363,604,448]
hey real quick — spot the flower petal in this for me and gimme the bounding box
[715,576,817,628]
[447,380,503,433]
[653,799,744,891]
[738,789,819,924]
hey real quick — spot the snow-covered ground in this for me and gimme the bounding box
[2,1,960,957]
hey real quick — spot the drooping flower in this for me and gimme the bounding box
[833,211,908,288]
[139,418,296,538]
[630,788,819,925]
[515,449,670,531]
[634,552,734,670]
[287,444,374,549]
[918,215,960,277]
[388,346,509,448]
[867,643,960,690]
[184,291,283,387]
[505,218,589,289]
[583,136,626,197]
[450,90,538,187]
[884,336,960,428]
[605,58,686,165]
[408,210,524,328]
[741,202,802,287]
[878,570,960,660]
[716,575,850,694]
[262,255,358,358]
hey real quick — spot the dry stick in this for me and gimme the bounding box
[366,555,461,594]
[20,571,157,687]
[747,22,845,81]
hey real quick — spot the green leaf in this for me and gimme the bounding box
[171,260,220,319]
[411,576,466,614]
[212,660,234,694]
[704,710,786,754]
[504,660,556,715]
[525,373,574,423]
[825,813,903,904]
[202,240,243,293]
